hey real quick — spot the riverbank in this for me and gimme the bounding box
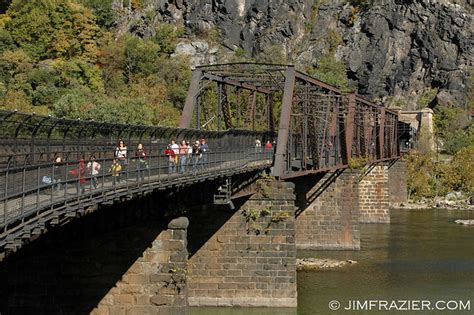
[395,193,474,211]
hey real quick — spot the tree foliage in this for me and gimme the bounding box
[0,0,190,127]
[434,106,473,154]
[406,146,474,200]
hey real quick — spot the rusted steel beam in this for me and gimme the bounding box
[247,91,257,131]
[202,72,270,94]
[217,82,223,131]
[294,71,341,94]
[272,67,296,178]
[266,93,275,132]
[345,93,356,163]
[236,87,241,128]
[179,69,202,128]
[379,107,386,159]
[393,115,399,157]
[355,95,398,117]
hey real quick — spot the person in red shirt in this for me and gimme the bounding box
[265,140,273,149]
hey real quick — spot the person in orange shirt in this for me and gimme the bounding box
[178,140,188,174]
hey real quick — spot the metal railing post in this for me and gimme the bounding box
[36,166,40,214]
[50,162,54,207]
[21,167,26,223]
[4,170,8,232]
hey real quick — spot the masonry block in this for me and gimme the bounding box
[359,165,390,223]
[388,160,408,206]
[187,180,297,307]
[91,217,188,315]
[295,170,360,250]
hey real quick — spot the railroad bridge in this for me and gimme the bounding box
[0,63,408,314]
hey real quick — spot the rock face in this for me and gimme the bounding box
[112,0,473,109]
[339,0,473,107]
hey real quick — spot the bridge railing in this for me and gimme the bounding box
[0,146,274,233]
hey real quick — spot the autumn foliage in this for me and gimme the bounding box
[0,0,190,126]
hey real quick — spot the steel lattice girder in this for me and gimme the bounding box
[180,62,400,178]
[177,63,398,178]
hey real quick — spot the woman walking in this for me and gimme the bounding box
[115,140,127,181]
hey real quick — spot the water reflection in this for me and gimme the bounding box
[298,209,474,315]
[189,307,296,315]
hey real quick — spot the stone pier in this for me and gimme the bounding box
[295,170,360,250]
[187,180,297,307]
[359,164,390,223]
[388,160,408,207]
[91,217,189,315]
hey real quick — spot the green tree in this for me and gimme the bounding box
[406,151,435,200]
[123,35,161,80]
[306,54,349,90]
[6,0,102,61]
[79,0,115,29]
[153,23,183,55]
[434,106,473,154]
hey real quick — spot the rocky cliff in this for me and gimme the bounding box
[112,0,473,109]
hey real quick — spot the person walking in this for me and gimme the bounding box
[200,139,209,169]
[115,140,127,181]
[179,140,188,174]
[69,156,86,194]
[109,159,122,185]
[166,140,179,174]
[86,155,101,189]
[135,143,147,181]
[192,140,202,173]
[53,156,63,192]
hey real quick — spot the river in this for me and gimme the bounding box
[191,209,474,315]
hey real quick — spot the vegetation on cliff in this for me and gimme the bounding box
[0,0,190,126]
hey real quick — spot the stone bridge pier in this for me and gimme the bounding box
[359,160,408,223]
[293,170,361,250]
[187,180,297,307]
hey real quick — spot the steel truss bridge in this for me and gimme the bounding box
[0,63,406,258]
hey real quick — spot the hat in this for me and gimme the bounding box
[195,140,200,144]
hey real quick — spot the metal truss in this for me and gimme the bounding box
[178,62,401,178]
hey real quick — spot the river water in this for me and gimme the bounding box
[191,209,474,315]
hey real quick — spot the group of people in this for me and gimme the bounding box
[165,138,209,174]
[255,138,274,149]
[109,141,148,185]
[49,141,149,194]
[49,138,210,194]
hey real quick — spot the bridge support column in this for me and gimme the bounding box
[388,160,408,207]
[359,165,390,223]
[188,180,297,307]
[92,217,189,315]
[295,170,360,250]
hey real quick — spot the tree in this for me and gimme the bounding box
[153,23,183,55]
[306,54,349,90]
[79,0,115,29]
[6,0,102,62]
